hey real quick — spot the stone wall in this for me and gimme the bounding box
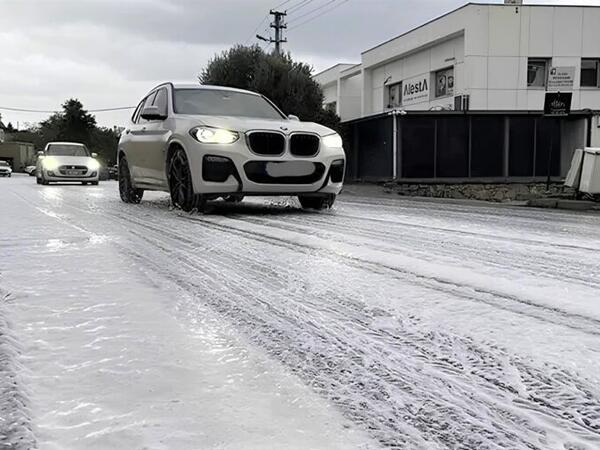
[385,182,576,202]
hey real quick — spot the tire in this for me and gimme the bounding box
[82,182,88,185]
[223,195,244,203]
[36,177,41,185]
[298,194,336,210]
[8,174,11,178]
[91,181,99,186]
[119,157,143,204]
[168,147,205,212]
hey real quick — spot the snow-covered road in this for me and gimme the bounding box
[1,174,599,449]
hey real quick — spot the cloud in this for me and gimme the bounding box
[1,0,599,127]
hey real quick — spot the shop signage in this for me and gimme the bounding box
[402,75,429,105]
[544,92,572,116]
[547,66,575,91]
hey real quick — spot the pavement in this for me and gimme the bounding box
[343,182,600,212]
[1,174,600,449]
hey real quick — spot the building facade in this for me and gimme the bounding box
[315,2,600,182]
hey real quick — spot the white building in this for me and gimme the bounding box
[314,1,600,181]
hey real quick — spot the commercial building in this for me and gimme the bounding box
[0,142,36,172]
[314,1,600,182]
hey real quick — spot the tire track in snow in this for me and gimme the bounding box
[179,214,600,336]
[228,212,600,291]
[0,287,36,450]
[106,210,600,449]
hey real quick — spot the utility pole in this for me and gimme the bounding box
[257,10,287,56]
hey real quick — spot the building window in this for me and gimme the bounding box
[434,68,454,98]
[386,82,402,108]
[527,58,549,87]
[581,59,599,87]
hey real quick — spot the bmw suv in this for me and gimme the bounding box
[118,83,345,211]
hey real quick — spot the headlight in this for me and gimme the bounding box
[190,127,239,144]
[322,133,343,148]
[88,159,100,171]
[43,157,60,171]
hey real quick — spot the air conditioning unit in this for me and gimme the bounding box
[454,95,470,111]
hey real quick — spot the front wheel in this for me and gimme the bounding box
[298,194,336,210]
[119,157,143,203]
[168,147,205,212]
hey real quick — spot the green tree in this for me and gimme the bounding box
[39,99,97,147]
[199,45,340,130]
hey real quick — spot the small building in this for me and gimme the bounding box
[314,1,600,182]
[0,142,36,172]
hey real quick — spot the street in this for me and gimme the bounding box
[1,174,600,449]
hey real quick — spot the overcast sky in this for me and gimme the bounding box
[1,0,600,128]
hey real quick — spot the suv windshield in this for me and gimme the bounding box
[173,89,285,120]
[46,144,90,157]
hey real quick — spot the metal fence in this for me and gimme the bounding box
[345,113,584,181]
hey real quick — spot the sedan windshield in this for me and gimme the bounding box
[173,89,285,120]
[46,144,90,157]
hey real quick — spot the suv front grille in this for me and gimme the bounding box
[247,132,285,156]
[290,134,320,157]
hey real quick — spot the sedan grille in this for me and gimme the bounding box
[290,134,320,157]
[58,165,88,176]
[247,132,285,156]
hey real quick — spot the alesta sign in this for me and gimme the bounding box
[402,75,429,105]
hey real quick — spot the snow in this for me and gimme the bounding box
[1,174,600,449]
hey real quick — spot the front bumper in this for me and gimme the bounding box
[184,137,345,196]
[41,169,99,182]
[0,171,11,176]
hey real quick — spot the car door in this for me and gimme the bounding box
[142,87,171,188]
[125,92,156,185]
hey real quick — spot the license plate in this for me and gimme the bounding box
[66,170,80,176]
[265,162,314,177]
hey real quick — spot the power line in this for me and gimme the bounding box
[287,0,338,25]
[286,0,316,14]
[289,0,351,30]
[273,0,295,9]
[0,105,135,114]
[244,13,269,45]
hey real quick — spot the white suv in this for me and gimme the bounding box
[118,83,345,211]
[36,142,100,185]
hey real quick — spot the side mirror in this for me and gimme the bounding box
[141,105,167,121]
[91,152,98,158]
[288,114,300,121]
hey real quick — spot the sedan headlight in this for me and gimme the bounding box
[43,157,60,171]
[190,127,239,144]
[88,159,100,171]
[322,133,343,148]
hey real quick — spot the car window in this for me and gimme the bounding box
[173,89,286,120]
[46,144,90,156]
[153,88,168,117]
[138,92,157,124]
[132,99,145,123]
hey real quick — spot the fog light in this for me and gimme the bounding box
[330,159,345,183]
[91,171,97,177]
[202,155,237,182]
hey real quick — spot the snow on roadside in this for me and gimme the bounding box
[0,286,36,450]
